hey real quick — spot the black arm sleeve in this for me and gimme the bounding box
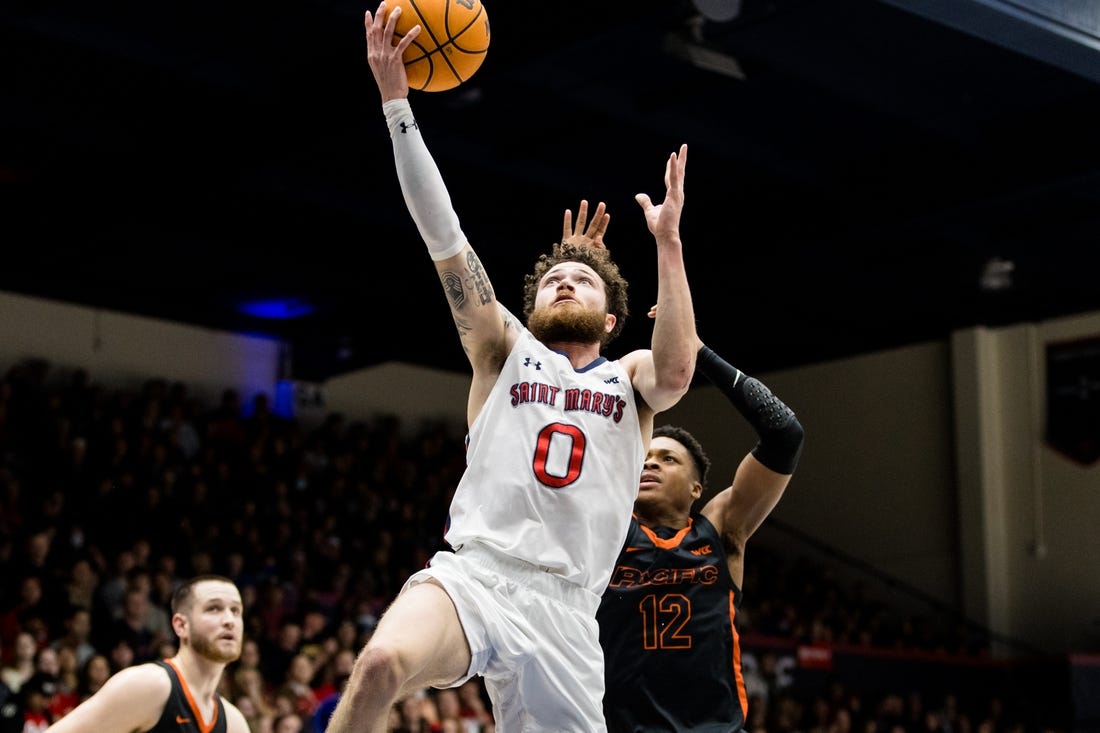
[696,345,804,474]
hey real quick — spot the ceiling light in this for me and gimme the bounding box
[979,256,1015,292]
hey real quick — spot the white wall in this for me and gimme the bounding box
[323,361,470,437]
[0,291,283,407]
[952,313,1100,654]
[660,341,961,607]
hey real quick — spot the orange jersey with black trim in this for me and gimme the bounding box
[598,513,748,733]
[149,660,227,733]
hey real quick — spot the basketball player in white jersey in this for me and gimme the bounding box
[325,4,697,732]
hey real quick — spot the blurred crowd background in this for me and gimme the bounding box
[0,357,1073,732]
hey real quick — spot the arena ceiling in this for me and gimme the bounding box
[3,0,1100,381]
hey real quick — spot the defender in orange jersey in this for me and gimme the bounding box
[598,339,805,732]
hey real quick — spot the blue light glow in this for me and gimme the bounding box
[237,298,315,320]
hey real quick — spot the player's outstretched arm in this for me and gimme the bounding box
[364,0,508,377]
[697,344,804,585]
[629,144,697,412]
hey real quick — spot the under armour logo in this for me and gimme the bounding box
[399,120,419,133]
[523,357,542,370]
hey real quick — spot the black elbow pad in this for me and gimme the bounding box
[742,377,804,474]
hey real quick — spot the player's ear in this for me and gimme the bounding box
[171,613,187,639]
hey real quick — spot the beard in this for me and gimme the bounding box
[527,304,608,345]
[190,632,242,664]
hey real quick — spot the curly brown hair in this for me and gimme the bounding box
[522,242,630,346]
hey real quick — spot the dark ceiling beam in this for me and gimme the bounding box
[878,0,1100,83]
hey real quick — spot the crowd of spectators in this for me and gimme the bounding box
[0,358,1068,732]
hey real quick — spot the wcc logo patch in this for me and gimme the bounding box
[1046,336,1100,466]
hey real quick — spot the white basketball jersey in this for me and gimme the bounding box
[445,328,645,595]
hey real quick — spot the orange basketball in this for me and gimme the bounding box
[390,0,490,92]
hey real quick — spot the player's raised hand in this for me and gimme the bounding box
[365,0,420,101]
[635,144,687,243]
[561,199,610,250]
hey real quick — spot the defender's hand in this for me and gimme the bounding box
[561,199,609,250]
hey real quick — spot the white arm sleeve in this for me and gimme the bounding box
[382,98,467,261]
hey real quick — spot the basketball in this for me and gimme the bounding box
[390,0,490,92]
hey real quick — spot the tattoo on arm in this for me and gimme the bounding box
[453,315,473,338]
[442,253,498,358]
[465,251,494,305]
[440,270,464,310]
[453,314,474,356]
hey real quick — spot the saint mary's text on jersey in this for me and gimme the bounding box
[510,380,628,422]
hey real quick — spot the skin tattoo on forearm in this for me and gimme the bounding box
[441,270,464,309]
[466,251,493,305]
